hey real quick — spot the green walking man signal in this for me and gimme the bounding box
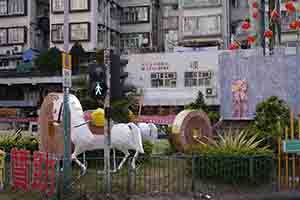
[95,82,102,96]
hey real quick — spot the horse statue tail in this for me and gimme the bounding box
[127,123,144,154]
[148,123,158,141]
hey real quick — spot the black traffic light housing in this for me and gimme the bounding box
[88,63,107,99]
[89,50,128,101]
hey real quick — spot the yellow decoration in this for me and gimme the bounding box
[0,149,5,189]
[128,110,135,122]
[91,108,105,127]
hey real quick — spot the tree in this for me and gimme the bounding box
[184,91,208,112]
[252,96,290,139]
[35,47,62,74]
[70,42,87,75]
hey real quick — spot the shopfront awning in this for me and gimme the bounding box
[0,117,37,123]
[134,115,176,125]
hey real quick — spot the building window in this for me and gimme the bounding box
[70,23,90,41]
[0,59,9,67]
[51,24,64,42]
[52,0,64,12]
[183,15,221,36]
[0,0,25,16]
[151,72,177,88]
[231,0,239,8]
[70,0,89,11]
[121,33,150,49]
[163,16,178,30]
[121,6,150,24]
[0,29,7,45]
[8,27,25,44]
[185,71,212,87]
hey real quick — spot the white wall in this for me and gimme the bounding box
[125,51,220,106]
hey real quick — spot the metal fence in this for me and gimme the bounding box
[0,154,278,200]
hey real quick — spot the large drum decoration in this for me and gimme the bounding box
[171,110,213,152]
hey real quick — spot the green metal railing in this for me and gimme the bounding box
[0,153,278,200]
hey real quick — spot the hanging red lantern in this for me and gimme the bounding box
[229,42,239,50]
[270,9,280,21]
[241,21,251,30]
[247,35,256,45]
[285,2,296,14]
[252,12,259,19]
[252,1,258,9]
[264,30,273,39]
[289,20,300,30]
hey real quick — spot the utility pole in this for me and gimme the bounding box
[104,0,112,194]
[260,0,266,56]
[223,0,230,49]
[63,0,71,195]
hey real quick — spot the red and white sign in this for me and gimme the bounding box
[134,115,176,125]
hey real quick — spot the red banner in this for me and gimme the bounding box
[11,149,30,192]
[11,149,58,197]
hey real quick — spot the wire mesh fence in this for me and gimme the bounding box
[0,153,279,200]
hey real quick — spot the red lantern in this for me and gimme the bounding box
[264,30,273,39]
[241,21,251,30]
[285,2,296,14]
[270,9,280,21]
[252,1,258,9]
[247,35,256,45]
[289,20,300,30]
[252,12,259,19]
[229,42,239,50]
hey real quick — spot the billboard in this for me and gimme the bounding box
[219,49,300,120]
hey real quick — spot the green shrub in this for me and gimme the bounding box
[137,140,154,164]
[251,96,290,139]
[188,130,274,184]
[0,133,39,153]
[193,155,273,185]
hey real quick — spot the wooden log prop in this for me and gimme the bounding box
[171,110,213,152]
[38,93,65,157]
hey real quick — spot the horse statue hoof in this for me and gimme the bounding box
[80,166,87,176]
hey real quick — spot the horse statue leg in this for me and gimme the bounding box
[111,148,117,173]
[71,149,87,176]
[131,150,139,169]
[117,149,130,170]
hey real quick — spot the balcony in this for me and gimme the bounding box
[182,0,222,8]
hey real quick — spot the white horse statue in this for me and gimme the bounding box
[38,93,145,175]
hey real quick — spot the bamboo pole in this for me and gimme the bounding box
[291,111,296,189]
[285,127,289,188]
[278,136,281,190]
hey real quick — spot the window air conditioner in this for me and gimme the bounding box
[206,88,217,97]
[12,46,22,54]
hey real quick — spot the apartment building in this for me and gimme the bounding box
[230,0,300,48]
[50,0,122,53]
[117,0,160,55]
[0,0,51,129]
[0,0,49,70]
[161,0,228,51]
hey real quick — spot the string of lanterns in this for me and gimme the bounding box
[229,1,300,50]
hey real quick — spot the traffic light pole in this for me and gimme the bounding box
[104,0,112,194]
[63,0,71,195]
